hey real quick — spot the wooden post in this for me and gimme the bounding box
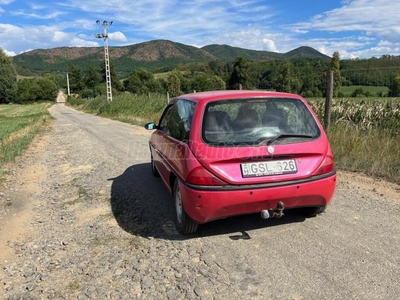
[324,70,333,131]
[167,92,170,104]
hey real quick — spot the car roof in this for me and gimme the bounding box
[176,90,302,104]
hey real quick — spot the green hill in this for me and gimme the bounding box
[12,39,330,77]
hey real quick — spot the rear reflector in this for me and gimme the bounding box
[187,166,228,186]
[314,156,335,175]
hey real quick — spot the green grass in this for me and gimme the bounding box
[68,93,168,125]
[0,103,52,180]
[327,123,400,183]
[308,97,400,184]
[339,85,389,96]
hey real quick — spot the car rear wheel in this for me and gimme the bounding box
[302,206,326,217]
[151,154,160,177]
[173,180,198,234]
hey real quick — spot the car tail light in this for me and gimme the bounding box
[313,155,335,176]
[187,166,228,186]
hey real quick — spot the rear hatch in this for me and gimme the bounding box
[191,138,329,185]
[190,96,331,185]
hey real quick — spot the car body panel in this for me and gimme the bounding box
[179,173,336,223]
[146,90,337,226]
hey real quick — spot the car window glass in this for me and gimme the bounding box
[168,100,196,141]
[203,98,320,145]
[159,104,174,132]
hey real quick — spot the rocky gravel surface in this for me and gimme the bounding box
[0,104,399,300]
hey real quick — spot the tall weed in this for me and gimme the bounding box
[308,97,400,184]
[71,94,168,124]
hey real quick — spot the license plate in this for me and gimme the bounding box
[241,159,297,178]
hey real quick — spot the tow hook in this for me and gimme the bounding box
[261,201,285,219]
[275,201,284,218]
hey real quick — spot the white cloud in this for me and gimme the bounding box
[292,1,400,42]
[11,10,65,19]
[52,31,69,42]
[286,0,400,58]
[262,39,277,52]
[70,37,99,47]
[2,48,16,56]
[109,31,127,42]
[1,0,400,59]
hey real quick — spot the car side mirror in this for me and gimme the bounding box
[144,122,157,130]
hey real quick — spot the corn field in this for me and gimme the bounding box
[307,97,400,184]
[308,97,400,135]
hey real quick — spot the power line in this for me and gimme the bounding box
[108,0,139,21]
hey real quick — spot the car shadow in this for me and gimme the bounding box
[110,163,307,241]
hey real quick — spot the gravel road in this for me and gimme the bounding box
[0,103,399,299]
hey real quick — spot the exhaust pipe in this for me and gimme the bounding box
[261,209,271,219]
[261,201,285,219]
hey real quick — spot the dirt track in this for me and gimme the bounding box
[0,104,399,299]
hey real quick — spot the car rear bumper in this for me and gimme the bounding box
[179,173,337,223]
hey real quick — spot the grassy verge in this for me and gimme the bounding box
[68,93,168,125]
[308,97,400,184]
[327,123,399,183]
[68,94,400,185]
[0,102,53,181]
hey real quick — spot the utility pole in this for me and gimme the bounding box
[95,20,113,102]
[66,72,70,96]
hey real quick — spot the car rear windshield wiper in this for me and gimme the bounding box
[257,134,315,146]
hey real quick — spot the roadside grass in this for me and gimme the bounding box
[308,97,400,184]
[68,93,167,125]
[68,94,400,185]
[328,123,400,183]
[0,103,53,181]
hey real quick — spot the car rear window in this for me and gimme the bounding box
[202,97,321,146]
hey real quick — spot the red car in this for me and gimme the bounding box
[145,90,336,234]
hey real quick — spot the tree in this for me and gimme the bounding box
[167,70,182,97]
[17,79,39,103]
[0,48,18,103]
[210,75,226,90]
[276,60,291,92]
[190,73,210,92]
[228,57,252,90]
[124,68,162,94]
[85,65,101,91]
[124,72,142,94]
[67,64,85,93]
[36,76,58,101]
[330,51,342,96]
[16,75,58,103]
[389,76,400,96]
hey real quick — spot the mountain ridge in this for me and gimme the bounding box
[12,39,331,76]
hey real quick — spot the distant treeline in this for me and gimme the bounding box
[61,55,400,99]
[3,45,400,104]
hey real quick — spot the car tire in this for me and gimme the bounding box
[173,180,199,234]
[302,206,326,217]
[151,154,160,177]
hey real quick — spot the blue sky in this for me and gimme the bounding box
[1,0,400,59]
